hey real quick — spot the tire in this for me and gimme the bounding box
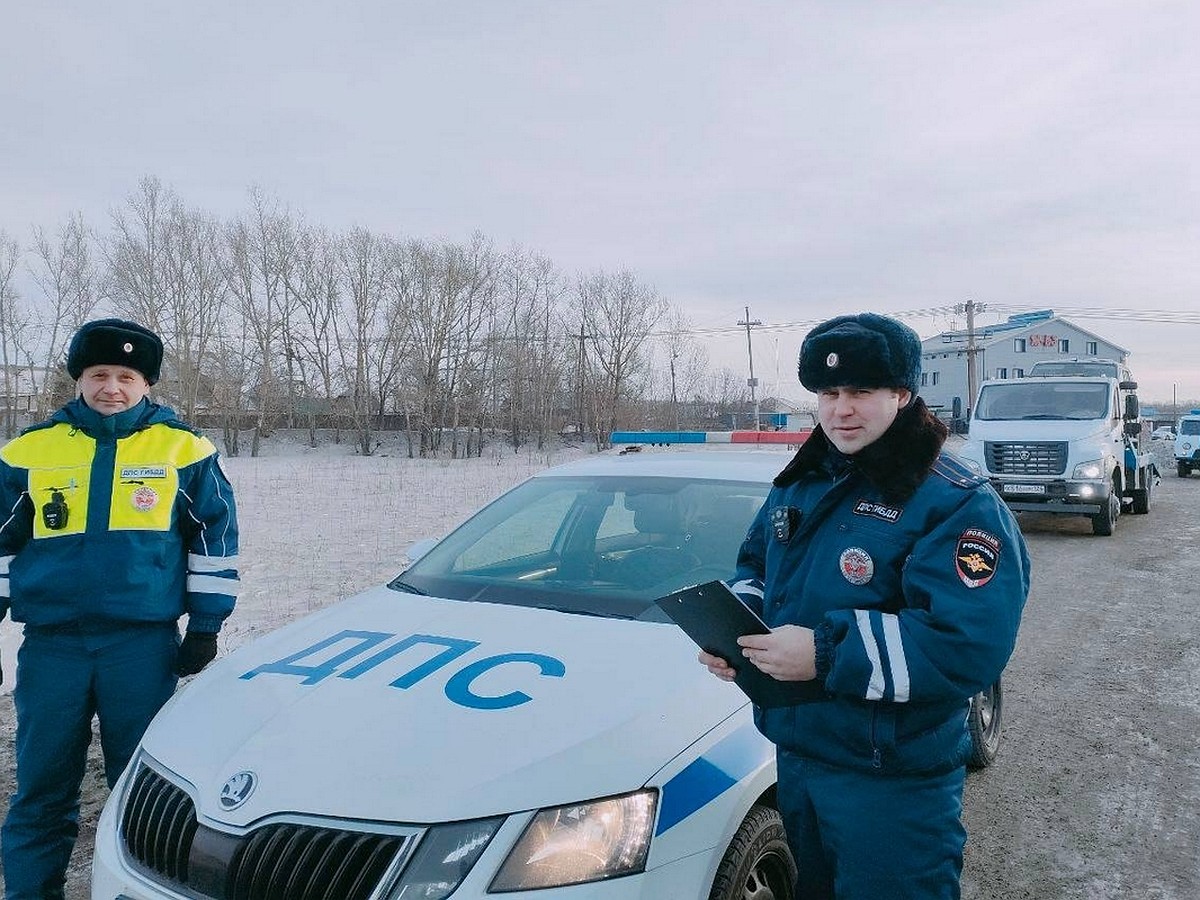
[708,804,797,900]
[967,679,1003,769]
[1091,489,1118,536]
[1179,462,1191,478]
[1131,479,1151,515]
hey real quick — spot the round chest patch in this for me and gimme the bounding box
[132,485,159,511]
[839,547,873,585]
[826,351,839,368]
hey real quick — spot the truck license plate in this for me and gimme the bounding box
[1004,483,1045,494]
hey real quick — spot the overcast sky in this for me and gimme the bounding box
[3,1,1198,403]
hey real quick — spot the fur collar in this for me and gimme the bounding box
[774,396,949,502]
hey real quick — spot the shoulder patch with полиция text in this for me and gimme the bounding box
[955,528,1000,588]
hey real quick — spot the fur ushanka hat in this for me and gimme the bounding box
[798,313,922,397]
[66,318,163,385]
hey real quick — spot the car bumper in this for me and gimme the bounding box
[989,478,1109,514]
[90,768,727,900]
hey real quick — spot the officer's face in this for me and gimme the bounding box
[79,364,151,414]
[817,386,911,455]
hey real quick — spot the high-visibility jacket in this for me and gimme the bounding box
[0,398,238,633]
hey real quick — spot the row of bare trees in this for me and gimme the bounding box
[0,178,756,455]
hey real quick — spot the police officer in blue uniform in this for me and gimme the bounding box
[0,319,240,900]
[701,313,1030,899]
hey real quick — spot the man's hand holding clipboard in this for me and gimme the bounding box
[655,580,827,707]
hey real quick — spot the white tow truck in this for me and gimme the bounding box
[957,374,1155,536]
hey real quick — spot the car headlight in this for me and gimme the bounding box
[1072,460,1105,479]
[386,817,503,900]
[489,790,657,892]
[1183,441,1194,452]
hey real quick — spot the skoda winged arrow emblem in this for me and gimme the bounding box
[219,771,257,810]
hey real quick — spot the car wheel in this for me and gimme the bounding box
[967,679,1003,769]
[708,804,797,900]
[1091,489,1118,536]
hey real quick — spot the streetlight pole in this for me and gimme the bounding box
[738,306,762,429]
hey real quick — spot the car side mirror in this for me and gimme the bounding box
[1124,421,1142,437]
[1119,380,1138,391]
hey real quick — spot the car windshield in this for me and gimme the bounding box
[391,474,770,620]
[1181,420,1200,436]
[975,382,1111,421]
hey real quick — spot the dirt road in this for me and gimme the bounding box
[961,470,1200,899]
[2,468,1198,899]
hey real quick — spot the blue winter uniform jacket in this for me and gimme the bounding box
[733,401,1029,776]
[0,398,239,634]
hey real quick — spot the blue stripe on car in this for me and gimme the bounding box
[655,723,773,834]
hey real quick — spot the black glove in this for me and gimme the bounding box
[174,632,219,676]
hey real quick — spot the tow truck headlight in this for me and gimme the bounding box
[1072,460,1105,479]
[387,816,503,899]
[489,790,657,892]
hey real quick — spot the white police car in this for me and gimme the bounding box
[92,434,1002,900]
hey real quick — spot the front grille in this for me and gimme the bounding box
[121,765,409,900]
[984,441,1068,475]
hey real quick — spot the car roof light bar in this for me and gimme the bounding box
[609,430,813,446]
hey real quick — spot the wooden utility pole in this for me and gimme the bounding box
[738,306,762,429]
[956,299,986,416]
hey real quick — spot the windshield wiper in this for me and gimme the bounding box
[388,579,426,595]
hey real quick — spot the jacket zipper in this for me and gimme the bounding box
[869,706,883,769]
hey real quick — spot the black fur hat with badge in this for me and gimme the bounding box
[797,312,922,398]
[66,318,163,385]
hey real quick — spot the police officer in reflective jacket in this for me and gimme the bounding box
[0,319,240,900]
[700,313,1029,900]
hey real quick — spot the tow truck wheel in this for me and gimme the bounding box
[1091,490,1118,536]
[1179,462,1191,478]
[967,679,1003,769]
[708,804,797,900]
[1131,480,1151,515]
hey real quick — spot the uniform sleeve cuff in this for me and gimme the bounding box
[185,615,224,635]
[813,621,834,683]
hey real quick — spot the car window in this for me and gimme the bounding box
[394,474,770,619]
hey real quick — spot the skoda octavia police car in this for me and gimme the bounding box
[92,433,1002,900]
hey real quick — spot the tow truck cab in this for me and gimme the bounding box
[957,374,1154,536]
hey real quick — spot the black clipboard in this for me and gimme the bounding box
[655,580,826,707]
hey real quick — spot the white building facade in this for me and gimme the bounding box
[919,310,1129,421]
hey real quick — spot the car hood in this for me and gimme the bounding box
[142,586,748,828]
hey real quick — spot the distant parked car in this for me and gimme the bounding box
[1151,427,1176,441]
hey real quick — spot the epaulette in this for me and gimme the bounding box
[931,451,986,488]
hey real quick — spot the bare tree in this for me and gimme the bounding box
[573,269,665,447]
[29,213,98,417]
[105,176,169,328]
[334,226,392,456]
[222,190,297,456]
[0,232,34,437]
[287,226,343,446]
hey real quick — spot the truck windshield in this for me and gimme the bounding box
[975,382,1111,421]
[1181,420,1200,436]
